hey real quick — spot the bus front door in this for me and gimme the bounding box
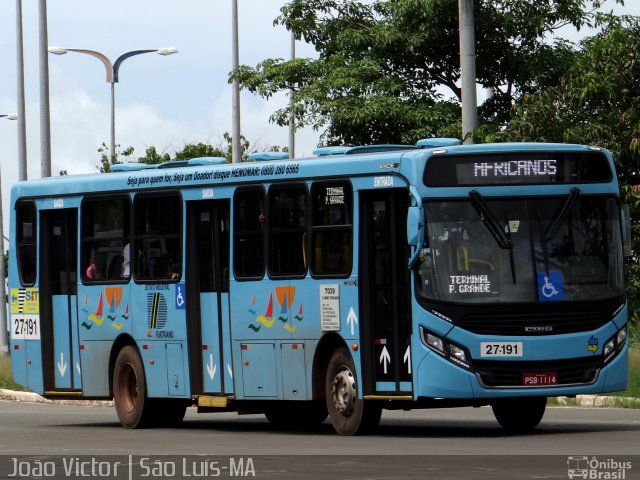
[39,208,81,392]
[360,189,413,396]
[186,200,232,395]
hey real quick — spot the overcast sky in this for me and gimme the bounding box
[0,0,638,239]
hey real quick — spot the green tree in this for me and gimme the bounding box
[502,15,640,330]
[502,15,640,181]
[137,146,171,165]
[98,142,135,173]
[231,0,614,146]
[97,133,271,172]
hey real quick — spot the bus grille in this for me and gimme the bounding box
[458,311,609,336]
[474,357,601,388]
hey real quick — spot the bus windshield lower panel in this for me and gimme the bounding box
[418,196,624,304]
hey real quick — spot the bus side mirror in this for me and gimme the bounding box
[622,204,633,258]
[407,187,424,268]
[407,206,422,246]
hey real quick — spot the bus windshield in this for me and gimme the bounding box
[417,195,624,303]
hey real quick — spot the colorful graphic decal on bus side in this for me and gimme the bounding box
[82,288,128,331]
[147,292,168,330]
[248,286,304,333]
[10,288,40,314]
[10,288,41,340]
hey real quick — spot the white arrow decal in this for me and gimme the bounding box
[347,308,358,336]
[206,354,217,381]
[403,345,412,375]
[227,363,233,379]
[379,346,391,374]
[57,352,67,378]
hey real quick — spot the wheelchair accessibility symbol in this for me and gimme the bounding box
[175,283,186,310]
[537,272,564,302]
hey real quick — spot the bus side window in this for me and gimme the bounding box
[16,202,37,286]
[268,184,307,277]
[234,188,266,279]
[310,181,353,277]
[81,196,130,283]
[134,193,182,282]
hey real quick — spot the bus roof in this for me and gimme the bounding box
[10,142,611,201]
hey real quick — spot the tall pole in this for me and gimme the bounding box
[458,0,478,145]
[38,0,52,177]
[16,0,28,181]
[288,29,295,159]
[110,82,116,162]
[0,114,16,355]
[49,47,177,165]
[0,161,7,355]
[231,0,241,163]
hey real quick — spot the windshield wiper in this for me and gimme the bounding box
[469,191,511,249]
[469,190,516,283]
[543,187,581,243]
[537,187,581,276]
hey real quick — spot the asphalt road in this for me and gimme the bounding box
[1,399,639,479]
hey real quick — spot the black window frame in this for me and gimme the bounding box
[133,191,183,283]
[267,183,309,279]
[310,180,354,278]
[15,200,37,286]
[233,186,267,281]
[80,194,131,284]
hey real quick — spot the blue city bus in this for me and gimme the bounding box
[9,141,630,435]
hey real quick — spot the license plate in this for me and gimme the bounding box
[480,342,523,357]
[523,371,557,386]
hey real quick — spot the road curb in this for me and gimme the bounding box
[554,395,640,408]
[1,388,637,408]
[0,388,113,407]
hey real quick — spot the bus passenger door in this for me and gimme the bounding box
[39,208,81,392]
[359,189,413,396]
[186,200,232,395]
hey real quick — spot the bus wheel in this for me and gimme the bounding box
[491,397,547,433]
[113,346,153,428]
[325,347,381,435]
[265,401,328,428]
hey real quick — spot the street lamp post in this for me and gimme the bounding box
[458,0,478,144]
[0,113,17,355]
[48,47,178,163]
[231,0,241,163]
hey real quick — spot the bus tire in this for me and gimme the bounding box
[113,346,153,429]
[491,397,547,433]
[325,347,382,435]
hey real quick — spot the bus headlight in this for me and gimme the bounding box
[448,344,471,369]
[426,332,445,355]
[421,327,472,370]
[604,325,628,364]
[617,326,627,347]
[603,338,616,361]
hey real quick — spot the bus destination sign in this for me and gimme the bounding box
[424,151,612,187]
[473,159,557,180]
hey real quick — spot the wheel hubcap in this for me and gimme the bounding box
[331,367,356,418]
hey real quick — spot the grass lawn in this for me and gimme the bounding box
[0,356,26,391]
[610,347,640,398]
